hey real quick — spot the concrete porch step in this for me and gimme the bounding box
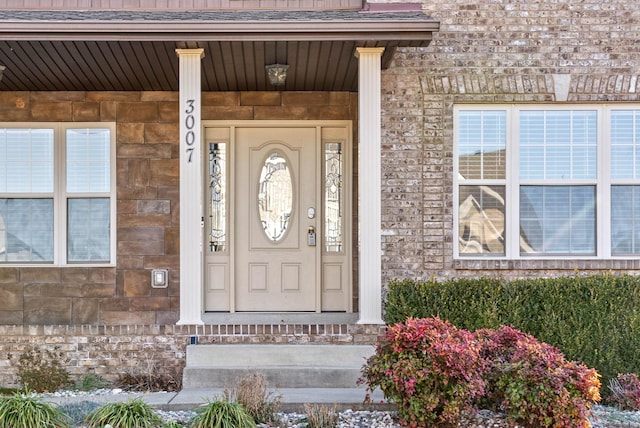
[182,344,375,389]
[164,387,391,412]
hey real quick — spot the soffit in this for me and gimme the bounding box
[0,9,439,92]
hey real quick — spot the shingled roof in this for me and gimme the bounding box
[0,9,435,21]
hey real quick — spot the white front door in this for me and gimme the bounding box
[235,127,318,311]
[203,121,352,313]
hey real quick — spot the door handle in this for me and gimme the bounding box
[307,226,316,246]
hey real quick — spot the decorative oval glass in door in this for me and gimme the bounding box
[258,151,293,242]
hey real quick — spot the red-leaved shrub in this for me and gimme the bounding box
[607,373,640,410]
[476,325,601,428]
[361,318,601,428]
[360,317,486,427]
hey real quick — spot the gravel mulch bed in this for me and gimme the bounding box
[40,389,640,427]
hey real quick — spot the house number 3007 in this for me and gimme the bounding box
[184,99,196,163]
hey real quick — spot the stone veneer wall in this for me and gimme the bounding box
[0,90,357,326]
[379,0,640,283]
[0,90,361,385]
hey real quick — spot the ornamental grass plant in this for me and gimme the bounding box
[302,403,339,428]
[188,399,255,428]
[225,371,282,425]
[115,351,183,393]
[84,398,163,428]
[0,391,70,428]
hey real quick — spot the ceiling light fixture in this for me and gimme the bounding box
[265,64,289,86]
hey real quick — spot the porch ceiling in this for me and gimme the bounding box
[0,9,438,92]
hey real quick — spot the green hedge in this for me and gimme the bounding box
[385,274,640,387]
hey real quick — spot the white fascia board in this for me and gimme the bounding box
[0,20,439,41]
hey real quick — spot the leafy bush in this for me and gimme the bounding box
[0,387,20,396]
[360,317,486,426]
[607,373,640,410]
[85,398,163,428]
[476,325,601,428]
[226,371,281,425]
[0,391,70,428]
[188,399,255,428]
[57,400,101,427]
[385,278,505,330]
[73,373,111,391]
[10,346,72,393]
[302,403,339,428]
[361,318,601,428]
[384,274,640,388]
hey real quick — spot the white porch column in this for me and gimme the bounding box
[176,48,205,325]
[356,47,385,325]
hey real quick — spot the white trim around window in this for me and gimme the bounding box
[454,104,640,260]
[0,122,116,266]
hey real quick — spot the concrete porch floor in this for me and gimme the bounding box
[200,312,360,325]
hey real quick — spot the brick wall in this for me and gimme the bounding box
[379,0,640,283]
[0,90,357,326]
[0,323,381,386]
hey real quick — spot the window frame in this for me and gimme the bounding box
[453,104,640,260]
[0,122,116,266]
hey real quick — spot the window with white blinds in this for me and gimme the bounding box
[0,123,115,265]
[611,110,640,254]
[454,105,640,259]
[519,110,597,180]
